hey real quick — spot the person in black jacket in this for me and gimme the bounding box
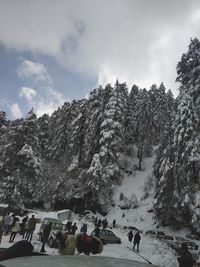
[133,231,141,252]
[172,243,195,267]
[40,223,52,253]
[71,223,78,235]
[80,224,87,234]
[94,226,100,238]
[127,230,133,242]
[20,216,28,237]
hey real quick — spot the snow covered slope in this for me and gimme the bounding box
[107,156,156,230]
[102,155,190,267]
[0,156,195,267]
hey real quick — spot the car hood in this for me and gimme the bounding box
[0,255,159,267]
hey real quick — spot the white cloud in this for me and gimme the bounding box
[1,0,200,95]
[35,100,62,118]
[34,88,67,117]
[10,103,22,118]
[19,87,37,101]
[18,85,67,118]
[17,60,52,84]
[191,9,200,23]
[16,58,67,118]
[48,88,66,105]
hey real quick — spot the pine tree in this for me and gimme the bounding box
[37,113,50,158]
[87,82,128,209]
[0,110,44,207]
[133,88,153,169]
[125,84,139,145]
[0,171,23,209]
[154,38,200,227]
[48,102,71,164]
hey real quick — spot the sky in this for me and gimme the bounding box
[0,0,200,119]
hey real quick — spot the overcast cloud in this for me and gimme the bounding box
[16,60,67,118]
[17,60,52,84]
[0,0,200,118]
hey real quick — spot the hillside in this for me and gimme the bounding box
[107,155,155,230]
[0,154,181,267]
[102,154,192,267]
[0,81,175,215]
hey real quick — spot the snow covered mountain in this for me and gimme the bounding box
[1,37,200,245]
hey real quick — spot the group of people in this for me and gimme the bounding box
[40,221,103,256]
[93,217,116,229]
[127,229,196,267]
[65,221,78,235]
[40,221,88,253]
[127,230,141,252]
[94,217,108,229]
[0,212,196,266]
[92,217,117,239]
[0,213,37,243]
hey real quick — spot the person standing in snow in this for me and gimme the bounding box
[133,231,141,252]
[172,243,195,267]
[66,221,72,232]
[71,223,78,235]
[20,216,28,237]
[112,219,116,228]
[102,219,106,229]
[9,217,20,243]
[97,219,102,228]
[3,212,11,235]
[56,231,77,255]
[94,225,100,238]
[94,217,98,226]
[22,219,29,239]
[26,215,36,242]
[0,218,3,243]
[127,230,133,242]
[40,222,52,253]
[8,214,14,234]
[102,218,108,229]
[80,223,87,234]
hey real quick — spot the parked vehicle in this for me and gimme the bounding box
[172,240,200,259]
[57,209,71,222]
[123,226,139,231]
[157,234,174,243]
[174,236,190,245]
[91,229,121,244]
[145,230,165,239]
[186,241,200,259]
[160,235,189,246]
[38,217,66,248]
[185,234,200,242]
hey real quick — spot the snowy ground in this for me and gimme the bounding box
[0,216,178,267]
[1,209,177,267]
[0,156,196,267]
